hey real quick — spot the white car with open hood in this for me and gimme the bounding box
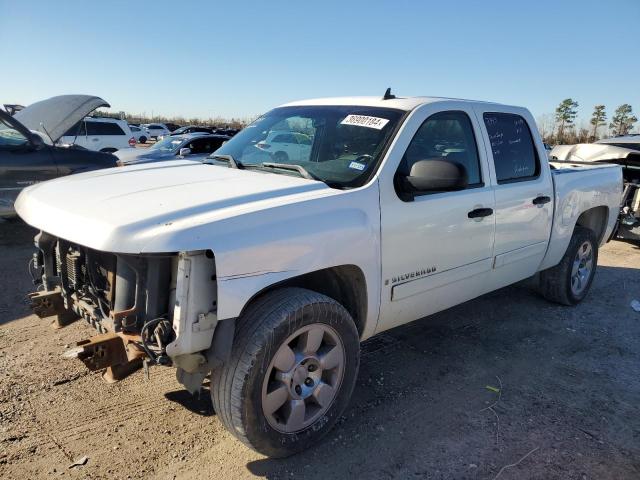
[16,93,622,457]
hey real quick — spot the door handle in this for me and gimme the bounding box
[532,196,551,205]
[468,208,493,219]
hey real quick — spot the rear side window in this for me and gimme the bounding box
[86,121,125,136]
[483,113,539,183]
[399,110,482,186]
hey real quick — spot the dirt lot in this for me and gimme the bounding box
[1,220,639,480]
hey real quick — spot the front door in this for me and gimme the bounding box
[377,105,496,332]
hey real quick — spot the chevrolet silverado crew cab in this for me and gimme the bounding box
[16,92,622,457]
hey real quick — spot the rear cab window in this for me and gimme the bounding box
[483,113,540,183]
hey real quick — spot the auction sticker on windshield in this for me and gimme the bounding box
[341,114,389,130]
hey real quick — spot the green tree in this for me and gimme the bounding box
[610,104,637,136]
[589,105,606,141]
[555,98,579,144]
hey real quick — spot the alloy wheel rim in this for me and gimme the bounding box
[571,241,593,296]
[261,323,345,433]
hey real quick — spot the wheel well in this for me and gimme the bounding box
[243,265,368,337]
[575,206,609,244]
[100,147,117,153]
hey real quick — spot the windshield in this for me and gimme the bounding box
[211,105,404,188]
[150,136,183,152]
[0,116,29,149]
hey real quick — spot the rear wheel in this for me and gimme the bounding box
[273,151,289,163]
[139,136,147,144]
[211,287,360,457]
[538,226,598,305]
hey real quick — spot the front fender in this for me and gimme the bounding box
[212,185,381,339]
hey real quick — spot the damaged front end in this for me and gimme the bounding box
[29,231,229,388]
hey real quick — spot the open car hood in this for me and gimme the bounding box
[14,95,110,143]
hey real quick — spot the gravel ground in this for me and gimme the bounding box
[1,219,639,479]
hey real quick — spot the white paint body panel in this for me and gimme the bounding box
[16,96,622,345]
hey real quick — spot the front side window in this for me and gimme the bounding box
[188,137,225,154]
[483,113,539,183]
[212,105,404,188]
[62,120,86,137]
[397,110,482,187]
[0,116,28,149]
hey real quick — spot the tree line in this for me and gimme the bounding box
[92,110,258,130]
[538,100,637,145]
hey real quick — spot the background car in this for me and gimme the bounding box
[129,124,150,143]
[59,117,136,152]
[254,130,312,162]
[169,125,216,136]
[142,123,170,140]
[1,99,117,218]
[114,133,230,166]
[214,127,240,136]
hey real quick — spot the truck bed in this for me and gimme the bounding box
[539,161,622,270]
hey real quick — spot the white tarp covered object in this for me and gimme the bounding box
[14,95,109,143]
[550,143,637,163]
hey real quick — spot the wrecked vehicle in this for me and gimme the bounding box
[0,95,118,217]
[551,136,640,241]
[16,93,622,457]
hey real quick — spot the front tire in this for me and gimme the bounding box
[211,287,360,457]
[538,226,598,305]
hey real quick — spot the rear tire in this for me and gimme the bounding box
[211,287,360,457]
[139,136,147,144]
[273,151,289,163]
[538,226,598,305]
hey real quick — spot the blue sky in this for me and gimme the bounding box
[1,0,638,126]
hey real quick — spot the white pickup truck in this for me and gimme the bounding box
[16,93,622,457]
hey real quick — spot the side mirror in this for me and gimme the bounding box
[179,147,191,156]
[400,159,468,198]
[30,133,45,150]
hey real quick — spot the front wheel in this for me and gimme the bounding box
[211,287,360,457]
[538,226,598,305]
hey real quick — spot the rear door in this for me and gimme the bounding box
[473,107,553,280]
[85,120,106,150]
[272,133,300,161]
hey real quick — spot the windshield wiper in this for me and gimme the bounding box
[261,162,316,180]
[205,154,243,169]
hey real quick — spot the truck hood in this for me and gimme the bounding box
[15,160,332,253]
[14,95,110,143]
